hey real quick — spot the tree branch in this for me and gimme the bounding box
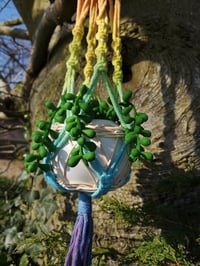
[22,0,77,100]
[0,25,30,40]
[0,18,24,27]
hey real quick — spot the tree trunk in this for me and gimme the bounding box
[17,0,200,263]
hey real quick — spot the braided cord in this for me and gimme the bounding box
[62,0,91,95]
[111,0,123,100]
[64,25,84,94]
[95,0,109,72]
[83,0,98,85]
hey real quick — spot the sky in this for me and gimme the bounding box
[0,0,20,22]
[0,0,31,89]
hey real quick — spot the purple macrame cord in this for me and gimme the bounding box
[64,193,93,266]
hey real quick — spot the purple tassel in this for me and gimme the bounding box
[64,193,93,266]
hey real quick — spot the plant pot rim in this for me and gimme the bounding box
[52,119,125,137]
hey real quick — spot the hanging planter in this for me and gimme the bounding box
[25,0,153,265]
[51,119,131,195]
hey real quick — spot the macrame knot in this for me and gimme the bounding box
[78,193,92,215]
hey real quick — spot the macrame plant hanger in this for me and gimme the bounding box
[63,1,124,264]
[25,0,153,265]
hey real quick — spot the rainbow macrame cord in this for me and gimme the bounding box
[63,1,124,265]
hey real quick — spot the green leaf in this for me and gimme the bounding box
[54,115,65,123]
[56,108,66,116]
[32,131,44,143]
[31,142,40,150]
[133,125,142,134]
[77,136,85,146]
[48,110,56,118]
[70,127,81,138]
[37,120,50,130]
[24,154,37,162]
[130,148,139,157]
[141,151,153,160]
[84,141,96,151]
[125,132,137,144]
[49,129,59,139]
[135,113,148,125]
[82,129,96,138]
[79,102,89,111]
[66,115,77,123]
[123,116,134,124]
[79,84,88,97]
[83,151,95,161]
[39,163,51,172]
[27,162,38,173]
[64,93,76,100]
[99,101,109,113]
[63,102,73,110]
[71,147,80,156]
[141,129,151,137]
[139,137,151,146]
[79,115,92,123]
[122,89,132,102]
[67,155,82,167]
[19,254,29,266]
[122,105,133,115]
[71,105,80,115]
[39,146,48,158]
[65,121,76,132]
[45,101,57,110]
[43,201,57,219]
[44,137,56,152]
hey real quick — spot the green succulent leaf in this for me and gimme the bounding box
[37,120,50,131]
[139,137,151,146]
[82,129,96,138]
[70,127,81,138]
[32,131,44,143]
[79,84,88,97]
[122,105,133,115]
[71,147,81,156]
[24,154,38,162]
[49,129,59,139]
[31,143,40,150]
[67,155,82,167]
[54,115,65,123]
[141,129,151,137]
[39,146,48,158]
[125,132,137,144]
[77,136,85,146]
[135,113,148,125]
[83,151,95,161]
[64,93,76,101]
[39,163,51,172]
[141,151,153,160]
[26,161,38,173]
[84,141,96,151]
[45,101,57,110]
[122,89,132,102]
[71,105,80,115]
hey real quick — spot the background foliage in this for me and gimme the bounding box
[1,170,200,265]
